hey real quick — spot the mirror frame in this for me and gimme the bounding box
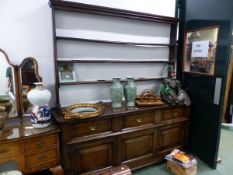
[62,102,105,120]
[18,57,42,115]
[19,57,42,82]
[183,26,219,76]
[0,48,21,118]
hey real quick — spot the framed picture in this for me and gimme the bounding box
[58,63,76,83]
[183,26,219,75]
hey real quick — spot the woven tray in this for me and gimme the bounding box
[135,89,165,106]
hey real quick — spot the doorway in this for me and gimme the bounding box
[222,47,233,124]
[181,20,232,169]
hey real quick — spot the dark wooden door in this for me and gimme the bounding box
[184,74,221,169]
[182,20,232,168]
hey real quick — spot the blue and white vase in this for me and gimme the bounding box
[27,82,51,128]
[124,77,137,107]
[110,78,123,108]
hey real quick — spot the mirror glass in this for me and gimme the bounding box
[0,50,18,118]
[19,58,41,115]
[71,107,98,113]
[183,26,219,75]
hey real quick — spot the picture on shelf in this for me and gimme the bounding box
[58,63,76,83]
[183,26,219,75]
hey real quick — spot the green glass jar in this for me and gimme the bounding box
[124,77,137,107]
[110,78,123,108]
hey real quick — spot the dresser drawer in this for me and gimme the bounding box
[24,134,57,152]
[24,159,58,174]
[25,149,58,167]
[124,112,154,129]
[0,155,25,171]
[163,108,186,121]
[71,119,112,138]
[0,142,21,158]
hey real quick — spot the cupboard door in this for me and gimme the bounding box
[158,122,187,154]
[69,138,115,174]
[118,129,157,169]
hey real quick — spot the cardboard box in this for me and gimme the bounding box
[167,160,197,175]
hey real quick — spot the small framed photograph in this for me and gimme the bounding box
[58,63,76,83]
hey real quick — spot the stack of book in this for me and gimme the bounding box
[165,149,197,168]
[166,149,197,175]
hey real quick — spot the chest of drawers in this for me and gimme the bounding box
[53,104,190,175]
[0,117,60,174]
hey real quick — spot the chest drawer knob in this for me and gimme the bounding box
[36,141,45,147]
[89,125,97,131]
[37,155,46,161]
[136,118,143,123]
[172,112,178,117]
[0,148,9,154]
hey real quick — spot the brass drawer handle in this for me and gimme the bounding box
[89,125,97,131]
[173,112,178,117]
[0,148,10,154]
[36,141,45,147]
[136,118,143,123]
[37,155,46,161]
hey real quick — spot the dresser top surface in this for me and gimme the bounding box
[52,103,189,124]
[0,116,59,142]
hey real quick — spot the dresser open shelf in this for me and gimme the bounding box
[59,77,167,86]
[56,36,175,48]
[51,0,178,105]
[57,59,175,64]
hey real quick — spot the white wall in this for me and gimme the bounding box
[0,52,10,95]
[0,0,176,106]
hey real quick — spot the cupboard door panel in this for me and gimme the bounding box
[70,138,115,174]
[79,144,112,171]
[158,123,186,153]
[118,129,157,168]
[123,135,153,160]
